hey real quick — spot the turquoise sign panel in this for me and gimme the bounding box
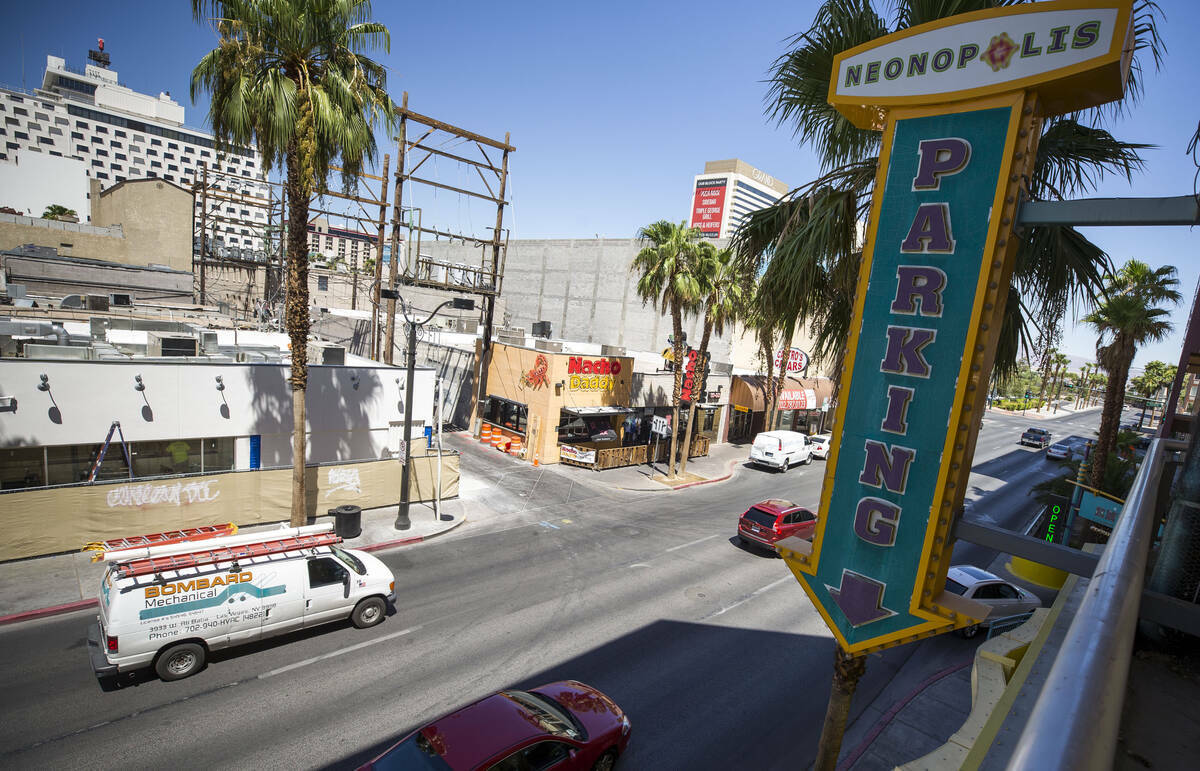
[1078,490,1122,528]
[798,106,1012,647]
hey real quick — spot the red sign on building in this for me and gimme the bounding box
[690,178,727,238]
[680,348,710,403]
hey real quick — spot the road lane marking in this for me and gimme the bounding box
[702,576,794,620]
[258,626,421,679]
[665,534,720,553]
[539,520,560,530]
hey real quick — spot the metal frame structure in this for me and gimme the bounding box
[388,92,513,407]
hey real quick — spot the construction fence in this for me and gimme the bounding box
[0,453,458,562]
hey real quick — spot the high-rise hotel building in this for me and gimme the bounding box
[688,159,789,239]
[0,45,269,253]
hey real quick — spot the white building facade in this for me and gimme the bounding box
[0,48,269,252]
[688,159,790,239]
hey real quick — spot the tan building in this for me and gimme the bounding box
[0,177,193,273]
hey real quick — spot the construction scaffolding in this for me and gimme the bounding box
[389,91,514,403]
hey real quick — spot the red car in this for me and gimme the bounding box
[737,499,817,551]
[360,680,631,771]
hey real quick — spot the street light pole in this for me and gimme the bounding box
[395,294,474,529]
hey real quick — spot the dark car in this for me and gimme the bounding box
[1020,427,1051,448]
[359,680,630,771]
[737,499,818,552]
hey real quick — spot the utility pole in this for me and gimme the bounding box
[396,295,474,529]
[371,153,390,360]
[385,95,408,366]
[198,163,208,304]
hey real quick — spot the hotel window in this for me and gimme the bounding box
[317,276,329,291]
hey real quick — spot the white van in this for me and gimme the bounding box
[87,524,395,682]
[749,430,813,472]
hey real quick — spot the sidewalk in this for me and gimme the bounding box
[0,498,471,624]
[551,439,753,493]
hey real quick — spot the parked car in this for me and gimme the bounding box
[1045,437,1086,461]
[808,433,832,460]
[737,499,818,552]
[945,565,1043,638]
[1019,427,1052,448]
[359,680,631,771]
[748,430,813,472]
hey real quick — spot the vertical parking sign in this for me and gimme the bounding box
[777,0,1135,655]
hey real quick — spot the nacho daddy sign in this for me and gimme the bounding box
[779,0,1134,656]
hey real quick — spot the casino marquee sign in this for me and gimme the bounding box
[776,0,1135,656]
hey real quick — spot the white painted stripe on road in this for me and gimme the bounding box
[703,576,793,620]
[665,534,720,553]
[258,626,421,679]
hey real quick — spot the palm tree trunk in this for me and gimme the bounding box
[678,321,713,476]
[1089,342,1133,490]
[285,146,311,527]
[813,647,867,771]
[667,305,685,479]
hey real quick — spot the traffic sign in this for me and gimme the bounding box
[651,415,671,437]
[778,0,1135,656]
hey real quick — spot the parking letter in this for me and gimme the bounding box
[881,326,935,378]
[859,440,916,494]
[891,266,946,316]
[900,204,955,253]
[854,497,901,546]
[912,138,971,190]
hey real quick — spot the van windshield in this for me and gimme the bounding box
[331,545,365,575]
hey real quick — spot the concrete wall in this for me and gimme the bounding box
[0,213,125,262]
[0,251,192,303]
[418,238,735,359]
[91,178,193,272]
[0,151,89,219]
[0,358,435,467]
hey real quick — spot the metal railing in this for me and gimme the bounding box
[1006,438,1184,771]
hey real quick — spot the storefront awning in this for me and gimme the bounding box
[561,406,636,416]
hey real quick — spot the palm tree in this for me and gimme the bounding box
[736,0,1163,384]
[1050,352,1071,411]
[1084,260,1181,488]
[191,0,397,526]
[679,247,747,476]
[42,204,77,221]
[632,220,704,479]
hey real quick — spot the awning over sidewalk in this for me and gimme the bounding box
[561,406,636,416]
[730,375,835,412]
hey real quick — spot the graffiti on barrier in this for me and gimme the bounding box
[105,480,221,508]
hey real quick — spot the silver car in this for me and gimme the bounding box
[945,565,1042,638]
[808,433,832,460]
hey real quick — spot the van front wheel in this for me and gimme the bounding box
[352,596,387,629]
[155,642,205,681]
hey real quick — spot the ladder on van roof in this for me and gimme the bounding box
[84,523,239,560]
[111,531,343,579]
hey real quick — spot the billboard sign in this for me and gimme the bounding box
[779,0,1134,656]
[690,178,727,238]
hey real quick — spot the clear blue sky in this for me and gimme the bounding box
[2,0,1196,369]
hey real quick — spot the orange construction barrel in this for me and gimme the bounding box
[509,436,523,457]
[481,423,493,443]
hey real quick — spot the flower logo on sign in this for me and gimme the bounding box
[983,32,1018,72]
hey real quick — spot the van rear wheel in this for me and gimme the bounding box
[352,596,386,629]
[155,642,205,681]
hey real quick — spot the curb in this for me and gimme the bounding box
[0,519,470,627]
[614,458,744,492]
[358,516,468,553]
[0,598,98,627]
[838,658,973,771]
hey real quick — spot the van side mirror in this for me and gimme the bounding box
[342,571,351,598]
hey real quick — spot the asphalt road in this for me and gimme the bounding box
[0,407,1103,770]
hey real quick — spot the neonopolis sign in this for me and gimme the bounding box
[830,0,1133,127]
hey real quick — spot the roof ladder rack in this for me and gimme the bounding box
[84,523,239,561]
[112,532,343,579]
